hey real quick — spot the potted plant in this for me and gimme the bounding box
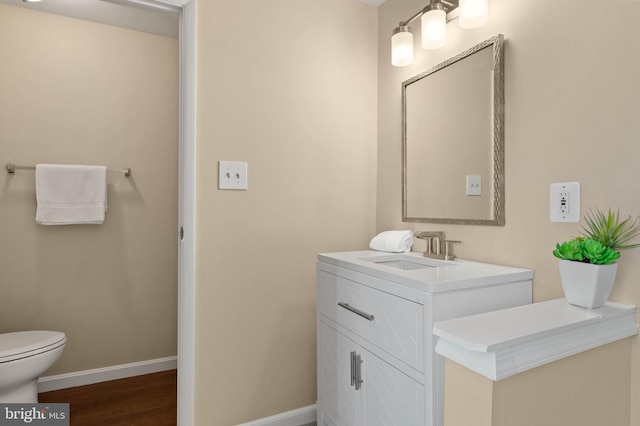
[553,207,640,308]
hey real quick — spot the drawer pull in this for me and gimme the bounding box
[350,351,356,386]
[338,302,375,321]
[355,353,363,390]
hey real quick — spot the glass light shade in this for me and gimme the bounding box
[459,0,488,29]
[391,29,414,67]
[421,8,446,50]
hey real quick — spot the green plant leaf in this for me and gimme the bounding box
[553,238,584,262]
[581,238,620,265]
[553,237,621,264]
[580,207,640,251]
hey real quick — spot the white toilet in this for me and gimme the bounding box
[0,331,66,403]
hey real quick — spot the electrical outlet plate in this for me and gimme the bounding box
[550,182,580,222]
[466,175,482,196]
[219,161,248,190]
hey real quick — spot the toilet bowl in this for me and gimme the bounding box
[0,331,66,403]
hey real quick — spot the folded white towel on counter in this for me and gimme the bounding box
[369,230,414,253]
[35,164,108,225]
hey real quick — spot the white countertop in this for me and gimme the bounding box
[433,298,638,380]
[318,250,534,294]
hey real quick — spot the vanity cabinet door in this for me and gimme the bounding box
[318,322,425,426]
[361,350,425,426]
[318,322,357,426]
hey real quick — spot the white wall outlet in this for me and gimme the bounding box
[466,175,482,196]
[219,161,248,190]
[550,182,580,222]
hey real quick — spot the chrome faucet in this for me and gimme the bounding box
[414,231,444,257]
[414,231,461,260]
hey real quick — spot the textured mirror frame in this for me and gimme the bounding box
[402,34,504,226]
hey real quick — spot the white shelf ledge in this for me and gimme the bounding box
[433,298,638,381]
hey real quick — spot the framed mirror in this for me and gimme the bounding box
[402,34,504,225]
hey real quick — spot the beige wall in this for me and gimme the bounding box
[445,340,632,426]
[378,0,640,424]
[193,0,378,424]
[0,4,179,374]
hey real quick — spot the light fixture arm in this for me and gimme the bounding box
[395,0,460,28]
[398,8,425,28]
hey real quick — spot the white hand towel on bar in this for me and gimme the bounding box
[369,230,414,253]
[35,164,108,225]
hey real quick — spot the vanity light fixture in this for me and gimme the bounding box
[459,0,489,29]
[391,0,488,67]
[391,25,414,67]
[421,2,447,50]
[22,0,43,2]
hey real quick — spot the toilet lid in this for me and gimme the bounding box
[0,331,66,362]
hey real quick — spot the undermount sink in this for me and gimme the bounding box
[362,253,453,270]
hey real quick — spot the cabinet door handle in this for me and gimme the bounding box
[337,302,375,321]
[350,351,356,386]
[355,353,363,390]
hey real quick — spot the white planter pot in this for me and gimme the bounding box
[558,260,617,309]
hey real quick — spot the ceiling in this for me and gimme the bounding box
[0,0,386,39]
[0,0,179,38]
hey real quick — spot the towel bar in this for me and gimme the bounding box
[6,163,131,177]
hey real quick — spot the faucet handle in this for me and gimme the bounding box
[444,240,461,260]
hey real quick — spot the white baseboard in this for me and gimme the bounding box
[237,404,317,426]
[37,356,177,393]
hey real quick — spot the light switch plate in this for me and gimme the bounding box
[219,161,248,190]
[550,182,580,222]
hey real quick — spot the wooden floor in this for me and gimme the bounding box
[39,370,177,426]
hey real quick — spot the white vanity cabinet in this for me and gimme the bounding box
[316,251,534,426]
